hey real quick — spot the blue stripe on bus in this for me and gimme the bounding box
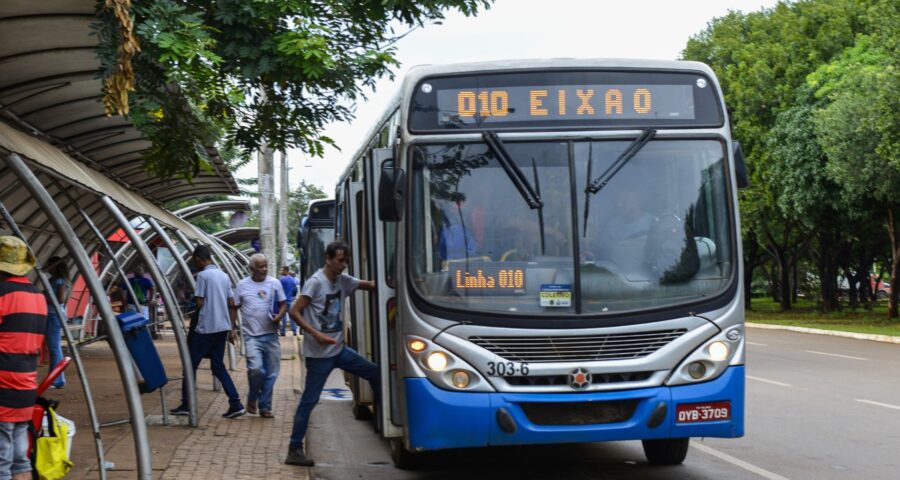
[404,366,744,451]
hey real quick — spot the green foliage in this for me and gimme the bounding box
[682,0,897,313]
[167,195,232,234]
[94,0,492,180]
[810,37,900,204]
[288,180,329,238]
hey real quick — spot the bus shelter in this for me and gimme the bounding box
[0,2,248,478]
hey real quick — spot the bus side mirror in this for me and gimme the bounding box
[733,142,749,189]
[379,159,406,222]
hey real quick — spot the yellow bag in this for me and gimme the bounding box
[35,407,73,480]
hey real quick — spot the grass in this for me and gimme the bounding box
[746,297,900,337]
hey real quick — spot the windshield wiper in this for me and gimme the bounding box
[531,157,546,254]
[482,131,543,209]
[582,128,656,237]
[585,128,656,195]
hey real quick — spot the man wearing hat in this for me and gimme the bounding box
[0,236,47,480]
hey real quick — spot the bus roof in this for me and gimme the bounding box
[400,58,716,86]
[338,58,720,185]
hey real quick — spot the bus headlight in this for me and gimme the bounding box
[667,327,742,386]
[708,341,729,361]
[408,339,427,353]
[451,370,471,388]
[404,335,493,392]
[426,351,449,372]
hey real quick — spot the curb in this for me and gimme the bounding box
[746,322,900,345]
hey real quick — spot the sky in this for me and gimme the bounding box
[235,0,780,196]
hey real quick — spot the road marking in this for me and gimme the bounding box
[804,350,867,361]
[747,375,792,387]
[692,441,791,480]
[855,399,900,411]
[746,342,767,346]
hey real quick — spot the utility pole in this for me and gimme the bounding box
[257,86,276,268]
[278,150,289,270]
[258,146,276,267]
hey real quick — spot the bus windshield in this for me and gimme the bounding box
[409,139,733,316]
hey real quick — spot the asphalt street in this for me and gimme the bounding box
[306,327,900,480]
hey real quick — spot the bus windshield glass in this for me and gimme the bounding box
[409,139,733,316]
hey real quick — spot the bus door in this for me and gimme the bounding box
[368,148,402,437]
[345,181,375,412]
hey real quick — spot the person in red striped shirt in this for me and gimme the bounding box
[0,236,47,480]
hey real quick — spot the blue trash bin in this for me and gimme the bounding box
[116,311,168,394]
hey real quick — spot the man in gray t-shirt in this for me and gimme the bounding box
[232,254,286,418]
[285,241,377,467]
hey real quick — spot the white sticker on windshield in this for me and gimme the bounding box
[540,284,571,307]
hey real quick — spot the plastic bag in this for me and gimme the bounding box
[35,407,73,480]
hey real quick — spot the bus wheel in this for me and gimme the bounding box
[390,438,420,469]
[642,438,690,465]
[352,401,372,420]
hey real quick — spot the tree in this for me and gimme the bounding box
[95,0,492,180]
[167,195,231,234]
[289,180,328,239]
[681,0,882,311]
[810,36,900,319]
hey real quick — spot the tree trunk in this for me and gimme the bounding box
[743,230,762,311]
[792,261,799,303]
[845,266,859,310]
[769,263,779,303]
[778,258,791,311]
[887,208,899,320]
[817,232,841,313]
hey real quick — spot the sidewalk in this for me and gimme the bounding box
[159,335,311,480]
[747,322,900,344]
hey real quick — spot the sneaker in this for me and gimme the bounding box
[169,405,190,416]
[285,448,314,466]
[247,400,258,415]
[260,410,274,419]
[222,406,246,419]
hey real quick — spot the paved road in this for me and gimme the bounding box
[307,328,900,479]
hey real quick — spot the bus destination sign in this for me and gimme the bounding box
[409,70,723,131]
[437,84,694,126]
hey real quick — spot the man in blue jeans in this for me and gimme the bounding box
[170,245,245,419]
[285,241,378,466]
[278,266,298,336]
[233,254,286,418]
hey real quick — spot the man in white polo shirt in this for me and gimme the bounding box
[232,254,286,418]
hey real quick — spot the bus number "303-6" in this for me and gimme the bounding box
[486,361,530,376]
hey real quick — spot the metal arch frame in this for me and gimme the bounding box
[212,236,252,267]
[147,217,196,292]
[0,199,109,480]
[173,199,251,219]
[101,196,199,423]
[2,152,153,479]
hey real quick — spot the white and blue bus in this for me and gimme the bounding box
[336,59,747,467]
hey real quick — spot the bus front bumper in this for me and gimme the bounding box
[404,365,744,451]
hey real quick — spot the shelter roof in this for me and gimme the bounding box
[0,0,239,204]
[213,227,260,246]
